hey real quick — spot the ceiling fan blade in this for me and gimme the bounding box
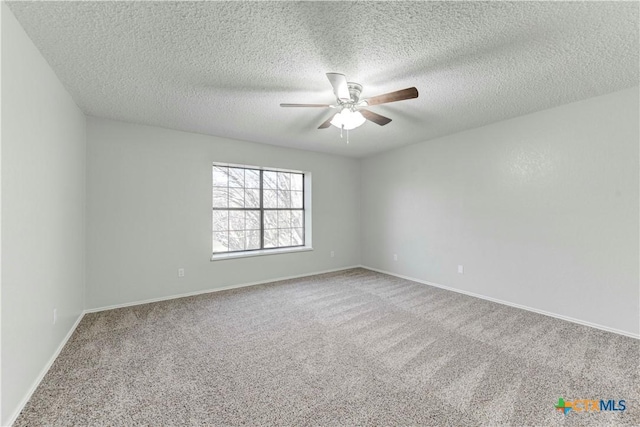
[364,87,418,106]
[360,109,392,126]
[326,73,351,102]
[318,112,338,129]
[280,103,332,108]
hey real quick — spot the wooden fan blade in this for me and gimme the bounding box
[280,103,332,107]
[360,109,392,126]
[318,112,337,129]
[326,73,351,101]
[364,87,418,106]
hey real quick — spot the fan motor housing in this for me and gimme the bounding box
[347,82,362,103]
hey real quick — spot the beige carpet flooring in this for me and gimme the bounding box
[14,268,639,426]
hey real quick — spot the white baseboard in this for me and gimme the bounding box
[5,312,85,426]
[85,265,361,313]
[360,265,639,340]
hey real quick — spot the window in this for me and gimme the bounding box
[212,164,306,256]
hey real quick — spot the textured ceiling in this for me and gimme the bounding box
[7,1,639,158]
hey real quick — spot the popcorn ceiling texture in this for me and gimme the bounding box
[7,1,639,157]
[13,269,640,426]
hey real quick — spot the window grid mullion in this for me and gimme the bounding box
[259,169,264,250]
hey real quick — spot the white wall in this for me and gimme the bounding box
[361,87,639,337]
[85,117,361,309]
[1,4,86,425]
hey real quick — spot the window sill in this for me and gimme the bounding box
[210,246,313,261]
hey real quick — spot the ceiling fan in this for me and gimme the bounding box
[280,73,418,133]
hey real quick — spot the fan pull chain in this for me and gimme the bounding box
[338,125,349,144]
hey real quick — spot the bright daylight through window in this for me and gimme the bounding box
[212,164,305,255]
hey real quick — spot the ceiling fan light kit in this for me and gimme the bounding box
[330,109,366,130]
[280,73,418,143]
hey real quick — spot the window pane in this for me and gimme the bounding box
[264,211,277,229]
[264,229,277,248]
[291,191,303,209]
[212,210,228,231]
[246,211,260,230]
[245,169,260,189]
[278,229,292,247]
[291,211,303,228]
[213,187,228,208]
[278,210,291,229]
[229,231,245,251]
[228,168,244,188]
[245,230,260,250]
[245,188,260,208]
[229,211,245,231]
[213,232,228,252]
[263,171,277,189]
[213,165,305,255]
[277,172,291,190]
[292,228,303,246]
[278,190,291,208]
[291,174,303,191]
[212,166,228,187]
[264,189,277,208]
[229,188,244,208]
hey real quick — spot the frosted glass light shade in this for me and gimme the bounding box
[330,109,366,130]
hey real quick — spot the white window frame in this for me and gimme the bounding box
[211,162,312,261]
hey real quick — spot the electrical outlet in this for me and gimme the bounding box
[330,251,335,258]
[178,268,185,278]
[458,265,464,274]
[394,254,398,261]
[53,308,57,324]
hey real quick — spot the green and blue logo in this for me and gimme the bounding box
[555,397,626,415]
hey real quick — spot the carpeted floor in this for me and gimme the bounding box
[15,268,639,426]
